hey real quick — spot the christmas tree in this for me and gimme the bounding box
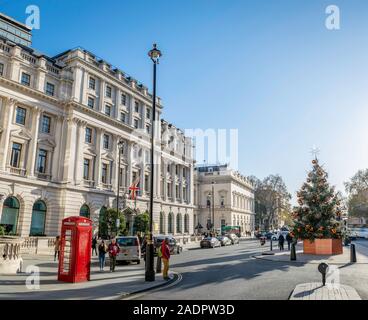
[292,158,343,242]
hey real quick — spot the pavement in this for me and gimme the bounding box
[253,240,368,264]
[0,255,177,300]
[290,282,362,300]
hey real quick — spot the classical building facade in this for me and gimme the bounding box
[0,13,195,238]
[194,164,255,236]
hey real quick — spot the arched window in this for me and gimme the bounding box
[1,197,20,234]
[159,212,165,234]
[184,214,189,233]
[80,204,90,218]
[30,200,47,236]
[168,212,174,234]
[176,213,182,233]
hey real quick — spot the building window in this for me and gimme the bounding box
[105,105,111,116]
[176,213,182,233]
[37,149,47,173]
[30,200,47,236]
[10,143,22,168]
[45,82,55,96]
[167,183,172,198]
[133,118,139,129]
[167,164,170,173]
[175,165,179,175]
[0,63,4,76]
[168,213,174,234]
[21,72,31,86]
[103,134,109,149]
[101,163,108,184]
[15,107,26,125]
[184,214,189,233]
[134,101,139,113]
[41,115,51,133]
[83,159,90,180]
[146,124,150,134]
[121,93,126,105]
[120,112,126,123]
[89,77,96,90]
[105,85,112,98]
[85,127,92,143]
[176,185,180,199]
[87,97,95,109]
[220,196,225,208]
[146,108,151,119]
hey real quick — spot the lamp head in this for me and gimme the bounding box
[148,43,162,63]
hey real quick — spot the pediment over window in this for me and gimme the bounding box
[102,152,115,161]
[10,129,32,141]
[38,138,56,148]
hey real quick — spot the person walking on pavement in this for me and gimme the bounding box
[108,238,120,272]
[92,236,98,256]
[286,233,293,250]
[98,240,108,271]
[278,234,285,251]
[161,237,171,280]
[54,236,61,261]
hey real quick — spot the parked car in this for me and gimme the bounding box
[216,236,232,246]
[153,235,183,255]
[200,237,221,248]
[271,231,289,241]
[116,236,141,264]
[264,232,274,240]
[226,233,239,244]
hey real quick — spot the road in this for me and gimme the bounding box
[134,239,368,300]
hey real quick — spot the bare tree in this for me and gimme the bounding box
[250,174,292,231]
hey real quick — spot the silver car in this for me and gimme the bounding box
[200,237,221,248]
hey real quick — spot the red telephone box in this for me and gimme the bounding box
[58,216,92,283]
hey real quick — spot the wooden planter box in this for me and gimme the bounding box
[303,239,343,255]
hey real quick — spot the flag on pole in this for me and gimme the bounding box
[129,176,140,200]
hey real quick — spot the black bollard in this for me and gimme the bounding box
[270,239,273,251]
[350,243,357,263]
[318,263,329,286]
[290,243,296,261]
[156,256,162,273]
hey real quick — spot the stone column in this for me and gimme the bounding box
[74,120,87,184]
[98,79,104,112]
[163,160,167,201]
[36,57,47,92]
[111,136,119,192]
[71,66,84,103]
[129,96,134,126]
[115,89,121,120]
[171,163,176,202]
[9,46,21,82]
[51,115,64,182]
[126,142,133,187]
[26,107,41,177]
[62,118,78,183]
[94,128,104,188]
[0,98,16,171]
[179,164,184,203]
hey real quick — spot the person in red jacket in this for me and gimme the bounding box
[161,238,171,280]
[108,238,120,272]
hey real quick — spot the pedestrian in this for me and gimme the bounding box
[98,240,108,271]
[54,235,61,261]
[108,238,120,272]
[92,236,98,256]
[161,237,171,280]
[278,234,285,251]
[286,233,293,250]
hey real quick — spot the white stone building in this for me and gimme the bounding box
[0,13,195,238]
[194,164,255,236]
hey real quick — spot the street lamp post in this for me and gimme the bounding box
[145,44,162,282]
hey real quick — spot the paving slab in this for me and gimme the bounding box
[0,255,175,300]
[290,282,361,300]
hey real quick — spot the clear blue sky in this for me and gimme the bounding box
[2,0,368,203]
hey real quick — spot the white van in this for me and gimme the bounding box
[116,236,141,264]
